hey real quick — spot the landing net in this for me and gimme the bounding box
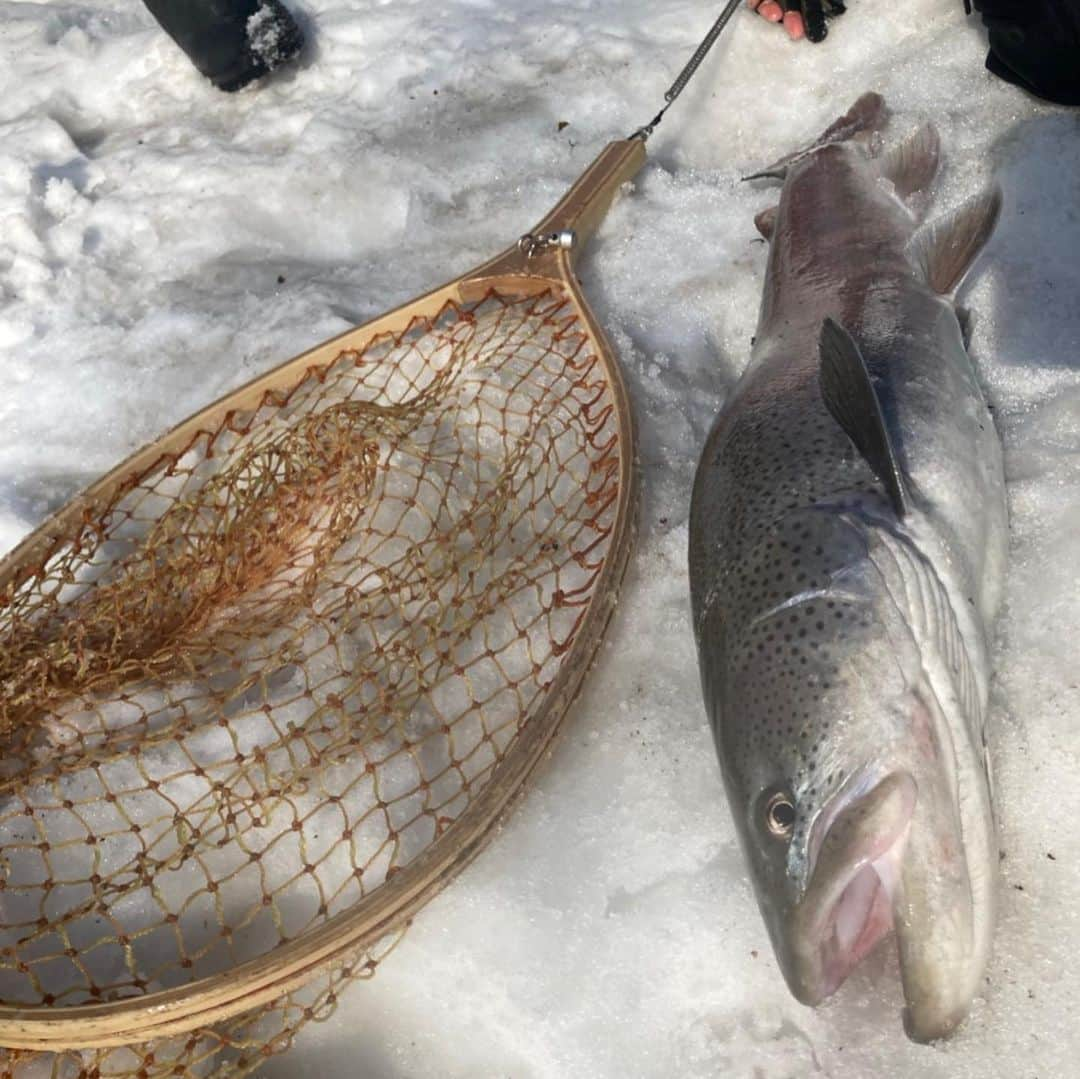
[0,936,402,1077]
[0,287,627,1072]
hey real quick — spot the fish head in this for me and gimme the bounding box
[702,514,985,1038]
[718,584,917,1001]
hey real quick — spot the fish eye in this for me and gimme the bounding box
[764,791,796,839]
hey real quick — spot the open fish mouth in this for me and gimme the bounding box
[788,771,917,1004]
[816,830,906,998]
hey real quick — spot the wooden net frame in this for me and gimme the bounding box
[0,140,645,1071]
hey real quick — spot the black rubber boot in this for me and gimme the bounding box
[969,0,1080,106]
[142,0,304,92]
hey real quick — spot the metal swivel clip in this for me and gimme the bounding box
[518,230,577,259]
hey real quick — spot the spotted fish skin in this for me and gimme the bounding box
[688,94,1007,1042]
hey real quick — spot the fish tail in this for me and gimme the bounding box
[742,92,888,182]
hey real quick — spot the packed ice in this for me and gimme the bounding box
[1,0,1078,1076]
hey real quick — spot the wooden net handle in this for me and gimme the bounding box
[465,139,648,292]
[532,138,648,261]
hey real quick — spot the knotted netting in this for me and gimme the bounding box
[0,286,631,1073]
[0,934,402,1077]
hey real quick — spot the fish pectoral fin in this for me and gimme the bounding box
[906,185,1003,294]
[955,305,975,350]
[742,92,888,182]
[754,206,778,240]
[818,318,910,518]
[880,121,941,201]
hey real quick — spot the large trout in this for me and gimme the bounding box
[689,93,1007,1042]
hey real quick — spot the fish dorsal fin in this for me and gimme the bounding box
[819,318,909,518]
[880,121,941,200]
[907,185,1003,294]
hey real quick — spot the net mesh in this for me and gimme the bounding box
[0,288,625,1071]
[0,932,403,1078]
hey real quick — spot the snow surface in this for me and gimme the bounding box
[2,0,1079,1076]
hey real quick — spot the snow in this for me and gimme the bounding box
[2,0,1079,1075]
[247,3,299,71]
